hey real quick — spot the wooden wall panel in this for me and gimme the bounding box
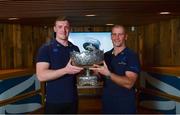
[143,24,157,66]
[0,24,141,69]
[0,24,14,69]
[139,17,180,66]
[0,24,23,69]
[0,24,3,68]
[126,27,139,53]
[21,25,33,68]
[32,26,51,65]
[1,18,180,68]
[12,24,22,68]
[137,26,145,65]
[159,20,172,65]
[72,26,111,32]
[171,19,180,65]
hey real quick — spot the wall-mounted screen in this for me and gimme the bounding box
[69,32,113,52]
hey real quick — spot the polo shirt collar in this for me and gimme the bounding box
[111,47,127,56]
[53,39,72,48]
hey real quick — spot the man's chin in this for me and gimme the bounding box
[113,43,121,47]
[58,36,67,40]
[60,37,67,40]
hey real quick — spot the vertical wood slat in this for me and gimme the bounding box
[143,24,157,66]
[171,19,180,65]
[1,24,12,69]
[159,20,172,66]
[0,24,55,69]
[137,26,144,66]
[12,24,22,68]
[126,27,139,53]
[21,25,33,68]
[0,24,2,68]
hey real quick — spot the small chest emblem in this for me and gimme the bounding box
[118,61,127,65]
[53,48,59,52]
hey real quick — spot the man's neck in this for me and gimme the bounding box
[113,45,126,56]
[56,38,68,46]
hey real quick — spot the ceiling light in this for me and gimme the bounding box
[131,26,135,32]
[8,17,19,20]
[85,14,96,17]
[159,12,171,15]
[106,23,114,26]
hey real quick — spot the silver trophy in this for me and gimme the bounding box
[70,39,104,87]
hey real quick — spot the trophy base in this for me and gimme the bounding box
[78,76,98,86]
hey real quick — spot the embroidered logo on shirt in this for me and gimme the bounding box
[118,61,127,65]
[53,48,59,52]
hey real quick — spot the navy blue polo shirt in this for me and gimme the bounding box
[36,39,79,103]
[102,47,141,113]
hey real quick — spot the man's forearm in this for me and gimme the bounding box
[108,73,136,89]
[36,68,67,82]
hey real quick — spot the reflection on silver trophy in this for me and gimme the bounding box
[70,39,104,86]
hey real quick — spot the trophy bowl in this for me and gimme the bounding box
[71,39,104,87]
[70,49,104,67]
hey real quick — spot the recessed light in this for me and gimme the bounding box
[85,14,96,17]
[159,12,171,15]
[106,23,114,26]
[8,17,19,20]
[131,26,135,32]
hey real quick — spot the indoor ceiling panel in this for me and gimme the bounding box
[0,0,180,26]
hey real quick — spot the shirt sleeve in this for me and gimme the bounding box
[126,52,141,74]
[36,45,50,63]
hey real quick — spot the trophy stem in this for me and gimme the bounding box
[85,68,90,76]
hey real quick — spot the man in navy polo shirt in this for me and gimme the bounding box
[36,16,83,114]
[90,25,141,114]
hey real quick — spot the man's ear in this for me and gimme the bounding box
[53,26,56,33]
[125,34,128,40]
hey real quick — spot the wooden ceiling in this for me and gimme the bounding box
[0,0,180,26]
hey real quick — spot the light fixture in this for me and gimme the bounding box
[106,23,114,26]
[159,12,171,15]
[131,26,135,32]
[8,17,19,20]
[85,14,96,17]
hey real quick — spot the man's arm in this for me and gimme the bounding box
[36,59,83,82]
[108,71,137,89]
[90,61,138,89]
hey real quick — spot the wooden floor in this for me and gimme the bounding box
[78,96,102,114]
[78,95,161,114]
[33,95,161,114]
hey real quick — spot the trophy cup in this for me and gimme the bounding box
[70,39,104,87]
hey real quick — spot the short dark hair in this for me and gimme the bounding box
[54,16,70,26]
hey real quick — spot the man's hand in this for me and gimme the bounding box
[90,61,111,77]
[64,59,83,75]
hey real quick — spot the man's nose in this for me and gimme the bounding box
[62,27,65,32]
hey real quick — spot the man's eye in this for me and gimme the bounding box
[111,33,124,36]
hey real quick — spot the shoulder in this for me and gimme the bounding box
[68,41,80,51]
[105,49,113,56]
[68,41,77,47]
[38,39,54,52]
[125,48,138,57]
[104,49,113,60]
